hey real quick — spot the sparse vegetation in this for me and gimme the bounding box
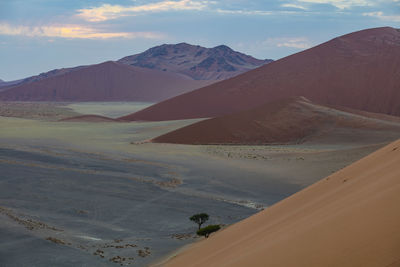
[197,225,221,238]
[190,213,209,230]
[46,237,68,245]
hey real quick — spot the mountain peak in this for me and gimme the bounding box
[212,45,233,52]
[174,42,195,47]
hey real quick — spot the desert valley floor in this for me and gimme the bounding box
[0,102,398,266]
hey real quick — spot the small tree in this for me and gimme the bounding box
[197,225,220,238]
[190,213,209,230]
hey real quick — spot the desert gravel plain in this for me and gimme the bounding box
[0,102,398,267]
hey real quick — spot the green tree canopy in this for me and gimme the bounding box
[190,213,209,230]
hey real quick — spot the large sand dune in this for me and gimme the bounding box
[123,27,400,121]
[153,96,400,144]
[0,61,212,102]
[164,139,400,267]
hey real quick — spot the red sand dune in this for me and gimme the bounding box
[122,27,400,121]
[153,96,400,144]
[0,61,212,102]
[164,139,400,267]
[59,114,121,122]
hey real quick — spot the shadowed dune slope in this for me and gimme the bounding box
[122,27,400,121]
[0,61,212,102]
[165,139,400,267]
[153,97,400,144]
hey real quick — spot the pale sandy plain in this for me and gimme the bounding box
[0,102,398,266]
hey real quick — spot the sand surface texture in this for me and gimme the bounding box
[165,139,400,267]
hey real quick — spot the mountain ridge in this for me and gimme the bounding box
[118,43,272,80]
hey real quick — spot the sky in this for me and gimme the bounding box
[0,0,399,81]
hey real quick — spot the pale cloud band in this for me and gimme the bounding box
[75,0,399,23]
[263,37,313,49]
[363,11,400,22]
[216,9,274,16]
[77,0,210,22]
[281,3,308,10]
[296,0,375,9]
[0,23,164,39]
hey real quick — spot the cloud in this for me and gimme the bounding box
[296,0,374,9]
[215,9,274,15]
[77,0,210,22]
[363,11,400,22]
[263,37,313,49]
[281,3,308,10]
[0,23,164,39]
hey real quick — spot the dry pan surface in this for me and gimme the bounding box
[0,102,398,266]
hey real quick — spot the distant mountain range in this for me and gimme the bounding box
[0,44,270,102]
[121,27,400,121]
[119,43,272,80]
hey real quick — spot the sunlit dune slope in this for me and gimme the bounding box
[165,139,400,267]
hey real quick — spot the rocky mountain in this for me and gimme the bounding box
[118,43,272,80]
[121,27,400,121]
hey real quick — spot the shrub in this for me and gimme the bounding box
[197,224,220,238]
